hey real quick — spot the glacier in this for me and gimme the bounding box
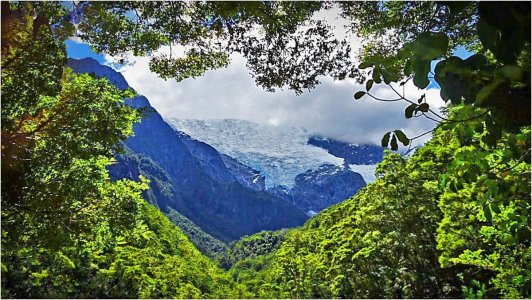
[168,118,345,188]
[348,164,378,183]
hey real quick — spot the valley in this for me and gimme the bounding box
[69,58,382,249]
[3,2,529,298]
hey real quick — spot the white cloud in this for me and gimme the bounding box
[109,51,443,148]
[106,6,444,148]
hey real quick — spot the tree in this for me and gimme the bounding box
[41,1,361,93]
[347,1,530,148]
[345,2,530,296]
[3,2,363,297]
[208,2,530,298]
[1,2,251,298]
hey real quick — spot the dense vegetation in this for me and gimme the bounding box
[219,230,288,270]
[167,208,228,258]
[218,230,289,293]
[1,2,243,298]
[2,1,530,299]
[226,3,531,299]
[228,116,530,298]
[4,198,246,298]
[109,151,228,258]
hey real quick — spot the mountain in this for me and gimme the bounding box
[168,119,344,188]
[308,136,385,183]
[68,58,308,243]
[168,119,371,215]
[307,136,384,165]
[108,149,227,257]
[224,126,481,299]
[177,131,266,191]
[281,163,366,214]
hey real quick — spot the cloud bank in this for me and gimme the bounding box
[107,7,444,147]
[112,52,443,147]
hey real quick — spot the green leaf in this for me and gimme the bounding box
[418,94,425,104]
[365,80,374,91]
[372,68,382,84]
[490,203,501,214]
[390,134,398,151]
[394,130,410,146]
[403,59,413,76]
[409,32,449,60]
[483,205,492,222]
[434,57,468,104]
[496,65,522,81]
[381,68,400,84]
[477,18,503,62]
[358,61,373,69]
[412,59,431,89]
[418,103,429,112]
[354,91,366,100]
[381,132,391,148]
[464,54,489,69]
[405,103,417,119]
[476,78,503,104]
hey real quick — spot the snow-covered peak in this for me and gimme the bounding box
[167,118,344,188]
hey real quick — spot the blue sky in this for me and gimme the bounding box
[66,39,105,63]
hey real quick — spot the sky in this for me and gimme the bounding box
[66,12,472,147]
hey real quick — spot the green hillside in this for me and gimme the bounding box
[109,151,228,258]
[228,119,531,298]
[3,188,248,298]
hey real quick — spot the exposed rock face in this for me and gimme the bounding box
[220,154,266,191]
[269,164,366,215]
[308,136,384,165]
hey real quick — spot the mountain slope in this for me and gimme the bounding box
[170,119,369,215]
[307,136,384,165]
[68,58,307,243]
[108,150,227,257]
[288,164,366,214]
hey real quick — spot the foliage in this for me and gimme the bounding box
[167,208,228,259]
[218,230,289,296]
[69,1,362,93]
[89,201,247,299]
[341,1,480,58]
[437,109,531,298]
[2,2,530,299]
[350,2,530,148]
[252,126,461,298]
[3,195,248,298]
[219,229,288,270]
[109,152,228,258]
[1,3,243,298]
[231,109,530,299]
[345,2,531,296]
[3,56,141,249]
